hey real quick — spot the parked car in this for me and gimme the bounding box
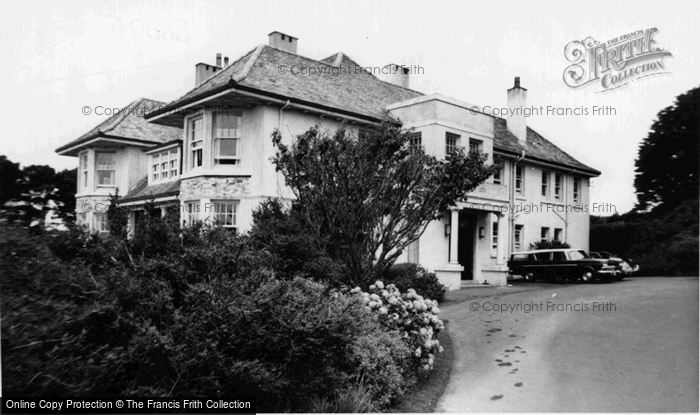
[590,251,640,280]
[508,249,618,283]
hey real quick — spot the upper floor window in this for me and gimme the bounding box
[96,152,116,187]
[190,117,203,168]
[214,113,242,165]
[152,149,179,182]
[515,166,524,195]
[469,138,482,153]
[493,164,503,185]
[212,200,238,229]
[80,152,88,188]
[169,149,179,178]
[445,132,460,156]
[573,177,580,202]
[408,132,422,153]
[541,171,549,197]
[554,173,563,200]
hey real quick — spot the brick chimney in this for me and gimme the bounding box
[195,53,223,86]
[268,31,298,54]
[507,77,527,144]
[380,64,410,89]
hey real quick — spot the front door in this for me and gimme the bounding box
[458,211,477,280]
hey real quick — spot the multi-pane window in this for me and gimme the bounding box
[407,238,420,264]
[96,152,116,187]
[469,138,482,153]
[445,132,460,156]
[554,173,562,200]
[212,200,238,228]
[515,166,524,194]
[573,177,580,202]
[214,113,242,165]
[190,117,203,168]
[170,149,178,178]
[541,227,550,242]
[184,201,199,225]
[152,149,178,182]
[541,171,549,197]
[514,225,523,251]
[93,213,108,232]
[491,214,498,256]
[408,132,422,153]
[554,228,563,241]
[78,213,87,225]
[80,152,88,188]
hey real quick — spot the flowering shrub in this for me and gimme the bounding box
[352,281,445,375]
[382,263,447,302]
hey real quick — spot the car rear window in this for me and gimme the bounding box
[568,251,588,260]
[552,252,566,260]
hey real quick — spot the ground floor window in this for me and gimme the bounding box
[491,214,498,256]
[184,201,199,225]
[554,228,563,241]
[93,213,108,233]
[541,227,550,243]
[212,200,238,229]
[407,238,420,264]
[78,212,87,225]
[514,224,523,251]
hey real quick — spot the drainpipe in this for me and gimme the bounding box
[510,150,526,253]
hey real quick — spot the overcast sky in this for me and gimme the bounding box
[1,0,697,214]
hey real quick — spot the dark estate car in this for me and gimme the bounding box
[508,249,618,283]
[589,251,640,280]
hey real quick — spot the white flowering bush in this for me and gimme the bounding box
[352,281,445,375]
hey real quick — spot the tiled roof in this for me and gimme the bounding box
[492,117,600,175]
[120,178,181,203]
[149,45,423,121]
[150,45,596,174]
[56,98,182,153]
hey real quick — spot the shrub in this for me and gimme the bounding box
[353,282,445,375]
[382,263,446,302]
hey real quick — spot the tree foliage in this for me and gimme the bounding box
[634,85,699,212]
[271,122,497,286]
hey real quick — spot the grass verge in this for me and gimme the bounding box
[384,320,454,413]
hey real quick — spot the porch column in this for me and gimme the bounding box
[496,212,508,265]
[449,208,460,264]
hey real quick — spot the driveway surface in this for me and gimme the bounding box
[436,277,698,412]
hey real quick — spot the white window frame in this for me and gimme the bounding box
[407,237,420,264]
[554,173,562,200]
[573,177,580,203]
[189,117,204,169]
[445,132,460,157]
[211,200,238,229]
[469,138,482,153]
[408,132,422,153]
[169,148,179,178]
[541,171,549,198]
[514,224,523,251]
[80,152,88,189]
[491,214,498,257]
[493,164,502,185]
[213,113,242,166]
[93,212,109,233]
[185,201,199,226]
[515,166,524,195]
[95,152,116,187]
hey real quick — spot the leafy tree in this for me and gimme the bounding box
[271,122,497,286]
[0,155,22,206]
[634,86,699,212]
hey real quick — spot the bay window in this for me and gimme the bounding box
[190,117,203,168]
[93,213,109,232]
[96,152,116,187]
[80,152,88,189]
[214,113,242,165]
[212,200,238,228]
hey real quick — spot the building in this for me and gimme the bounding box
[56,31,600,289]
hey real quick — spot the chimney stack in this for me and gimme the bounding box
[380,64,410,89]
[224,56,229,66]
[195,53,223,86]
[506,76,527,144]
[268,31,298,54]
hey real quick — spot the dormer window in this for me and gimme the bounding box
[213,113,242,165]
[96,152,116,187]
[151,148,179,182]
